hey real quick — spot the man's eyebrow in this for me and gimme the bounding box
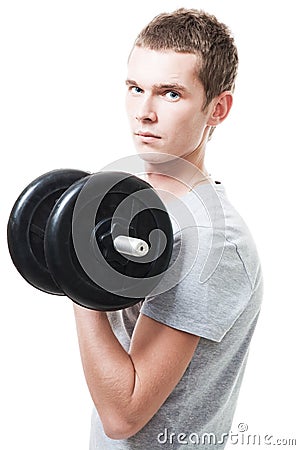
[125,79,138,86]
[153,83,189,93]
[125,79,189,93]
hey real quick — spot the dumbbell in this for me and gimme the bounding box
[7,169,173,311]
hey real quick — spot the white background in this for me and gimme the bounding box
[0,1,299,449]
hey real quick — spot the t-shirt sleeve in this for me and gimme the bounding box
[140,226,252,342]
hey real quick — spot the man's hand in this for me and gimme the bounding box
[73,304,200,440]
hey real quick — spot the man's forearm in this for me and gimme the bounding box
[73,304,138,437]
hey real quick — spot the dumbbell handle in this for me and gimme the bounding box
[113,235,149,257]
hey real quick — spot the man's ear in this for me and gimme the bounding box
[207,91,233,126]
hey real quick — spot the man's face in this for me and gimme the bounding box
[126,46,211,163]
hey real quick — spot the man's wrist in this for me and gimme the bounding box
[73,303,108,321]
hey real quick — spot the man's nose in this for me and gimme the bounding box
[136,97,157,122]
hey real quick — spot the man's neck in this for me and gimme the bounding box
[141,149,210,202]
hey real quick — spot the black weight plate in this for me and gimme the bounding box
[7,169,89,294]
[45,171,173,311]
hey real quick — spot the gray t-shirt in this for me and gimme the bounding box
[89,181,263,450]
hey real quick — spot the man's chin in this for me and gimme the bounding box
[136,149,176,165]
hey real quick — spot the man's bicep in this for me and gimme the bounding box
[127,312,200,434]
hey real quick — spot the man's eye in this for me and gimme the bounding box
[130,86,143,94]
[165,91,180,101]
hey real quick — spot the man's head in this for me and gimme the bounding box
[134,8,238,109]
[126,8,238,163]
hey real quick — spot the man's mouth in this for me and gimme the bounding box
[135,131,161,141]
[134,131,161,139]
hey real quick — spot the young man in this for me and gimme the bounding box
[73,8,263,449]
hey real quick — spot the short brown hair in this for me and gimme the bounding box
[134,8,239,109]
